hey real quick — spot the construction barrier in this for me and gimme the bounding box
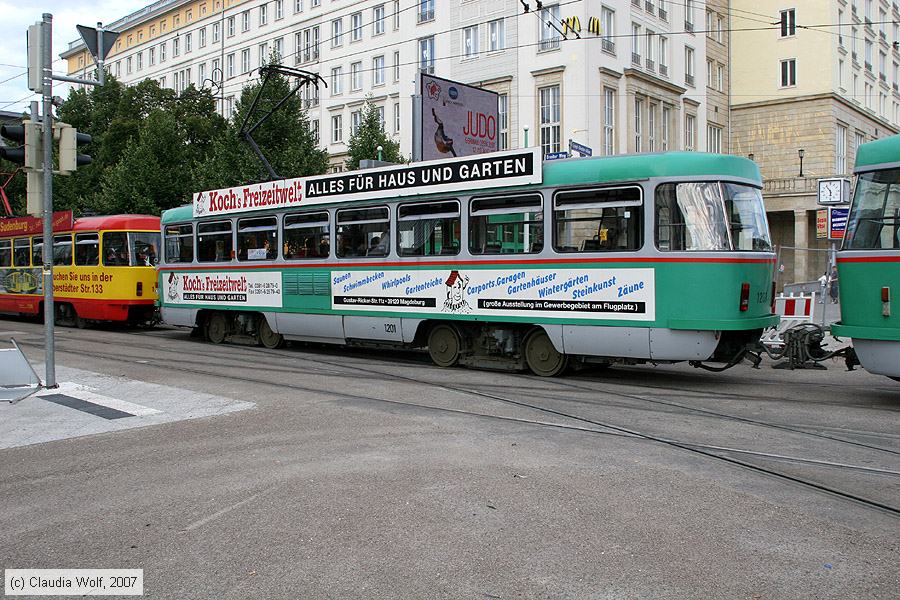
[761,293,816,347]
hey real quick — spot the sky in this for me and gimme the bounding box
[0,0,150,115]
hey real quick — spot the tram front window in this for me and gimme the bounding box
[656,182,770,251]
[844,168,900,249]
[129,232,160,266]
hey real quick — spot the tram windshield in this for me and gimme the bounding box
[129,232,160,266]
[655,182,771,251]
[844,168,900,249]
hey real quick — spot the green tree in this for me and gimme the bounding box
[344,98,403,171]
[194,68,328,189]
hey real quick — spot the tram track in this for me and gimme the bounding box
[18,334,900,517]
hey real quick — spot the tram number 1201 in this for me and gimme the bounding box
[756,291,768,303]
[384,323,397,334]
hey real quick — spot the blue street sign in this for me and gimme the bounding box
[569,140,593,157]
[545,151,570,160]
[829,207,850,240]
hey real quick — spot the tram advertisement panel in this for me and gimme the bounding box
[162,271,282,307]
[0,268,42,295]
[332,268,656,321]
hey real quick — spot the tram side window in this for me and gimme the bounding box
[398,200,460,257]
[655,183,730,251]
[75,233,99,266]
[13,239,30,267]
[336,207,390,258]
[103,232,130,266]
[53,235,73,266]
[845,168,900,249]
[469,194,543,255]
[553,187,642,252]
[129,232,160,266]
[284,212,330,259]
[0,240,10,267]
[164,224,194,263]
[238,217,278,261]
[722,183,773,251]
[197,221,234,262]
[31,237,43,266]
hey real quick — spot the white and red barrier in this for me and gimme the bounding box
[761,293,816,346]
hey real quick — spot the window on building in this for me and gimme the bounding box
[469,194,543,255]
[539,4,561,51]
[351,62,362,91]
[394,0,400,29]
[685,46,695,86]
[394,102,400,133]
[780,9,795,37]
[631,23,641,63]
[634,97,643,152]
[601,7,615,53]
[237,217,277,261]
[646,30,655,69]
[373,55,385,85]
[295,0,303,12]
[658,36,668,75]
[197,221,234,262]
[331,114,343,143]
[350,110,362,136]
[172,37,180,57]
[419,36,435,73]
[539,84,561,157]
[781,58,796,86]
[199,28,206,48]
[351,12,363,41]
[685,0,695,30]
[464,26,479,58]
[648,104,657,151]
[227,16,235,37]
[394,50,401,80]
[311,119,320,145]
[199,62,207,85]
[137,52,143,70]
[499,93,509,149]
[213,22,221,43]
[374,4,385,35]
[241,49,250,73]
[259,43,268,67]
[274,38,283,61]
[283,212,330,259]
[418,0,434,23]
[331,66,343,94]
[242,10,250,32]
[662,106,670,150]
[336,207,390,257]
[553,187,643,253]
[276,0,284,19]
[489,19,505,51]
[836,124,848,174]
[126,56,133,74]
[866,39,873,70]
[717,64,724,91]
[604,88,615,155]
[398,201,461,256]
[684,114,696,151]
[707,124,722,153]
[332,19,343,47]
[149,47,155,66]
[185,33,192,52]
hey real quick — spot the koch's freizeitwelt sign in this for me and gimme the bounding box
[192,148,541,217]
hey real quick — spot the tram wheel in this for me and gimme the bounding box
[524,329,568,377]
[428,324,462,367]
[258,316,284,349]
[206,312,228,344]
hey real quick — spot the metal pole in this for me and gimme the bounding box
[96,22,105,86]
[41,13,56,388]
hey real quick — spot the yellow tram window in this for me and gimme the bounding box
[31,237,43,266]
[13,238,30,267]
[0,240,11,267]
[103,232,130,266]
[75,233,99,266]
[53,235,73,266]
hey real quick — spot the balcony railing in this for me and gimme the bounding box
[763,176,819,195]
[685,73,695,86]
[601,38,616,53]
[632,52,641,65]
[646,58,655,71]
[645,1,654,12]
[658,8,667,20]
[659,64,668,77]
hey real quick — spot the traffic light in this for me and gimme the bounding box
[56,122,92,174]
[0,120,41,168]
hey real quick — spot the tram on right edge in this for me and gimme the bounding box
[832,135,900,380]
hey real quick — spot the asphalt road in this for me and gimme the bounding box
[1,319,899,599]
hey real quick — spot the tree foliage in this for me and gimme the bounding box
[344,98,404,171]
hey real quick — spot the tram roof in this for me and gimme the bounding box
[162,151,760,224]
[71,215,160,232]
[854,134,900,172]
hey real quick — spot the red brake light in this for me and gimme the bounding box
[740,282,750,312]
[882,287,890,303]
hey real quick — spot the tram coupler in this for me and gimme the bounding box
[843,346,860,371]
[771,324,828,370]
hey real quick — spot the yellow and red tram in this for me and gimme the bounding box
[0,212,160,325]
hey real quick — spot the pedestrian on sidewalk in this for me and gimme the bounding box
[829,265,839,304]
[818,272,827,304]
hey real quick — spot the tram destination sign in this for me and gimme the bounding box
[192,148,542,217]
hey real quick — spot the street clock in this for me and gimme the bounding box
[817,177,850,205]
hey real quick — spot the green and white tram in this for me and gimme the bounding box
[832,135,900,380]
[158,148,777,375]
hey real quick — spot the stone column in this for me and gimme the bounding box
[794,209,809,282]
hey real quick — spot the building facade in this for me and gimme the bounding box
[731,0,900,284]
[63,0,711,170]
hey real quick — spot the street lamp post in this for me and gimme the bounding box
[524,125,529,148]
[798,148,805,177]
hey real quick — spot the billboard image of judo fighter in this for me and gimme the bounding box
[420,74,500,161]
